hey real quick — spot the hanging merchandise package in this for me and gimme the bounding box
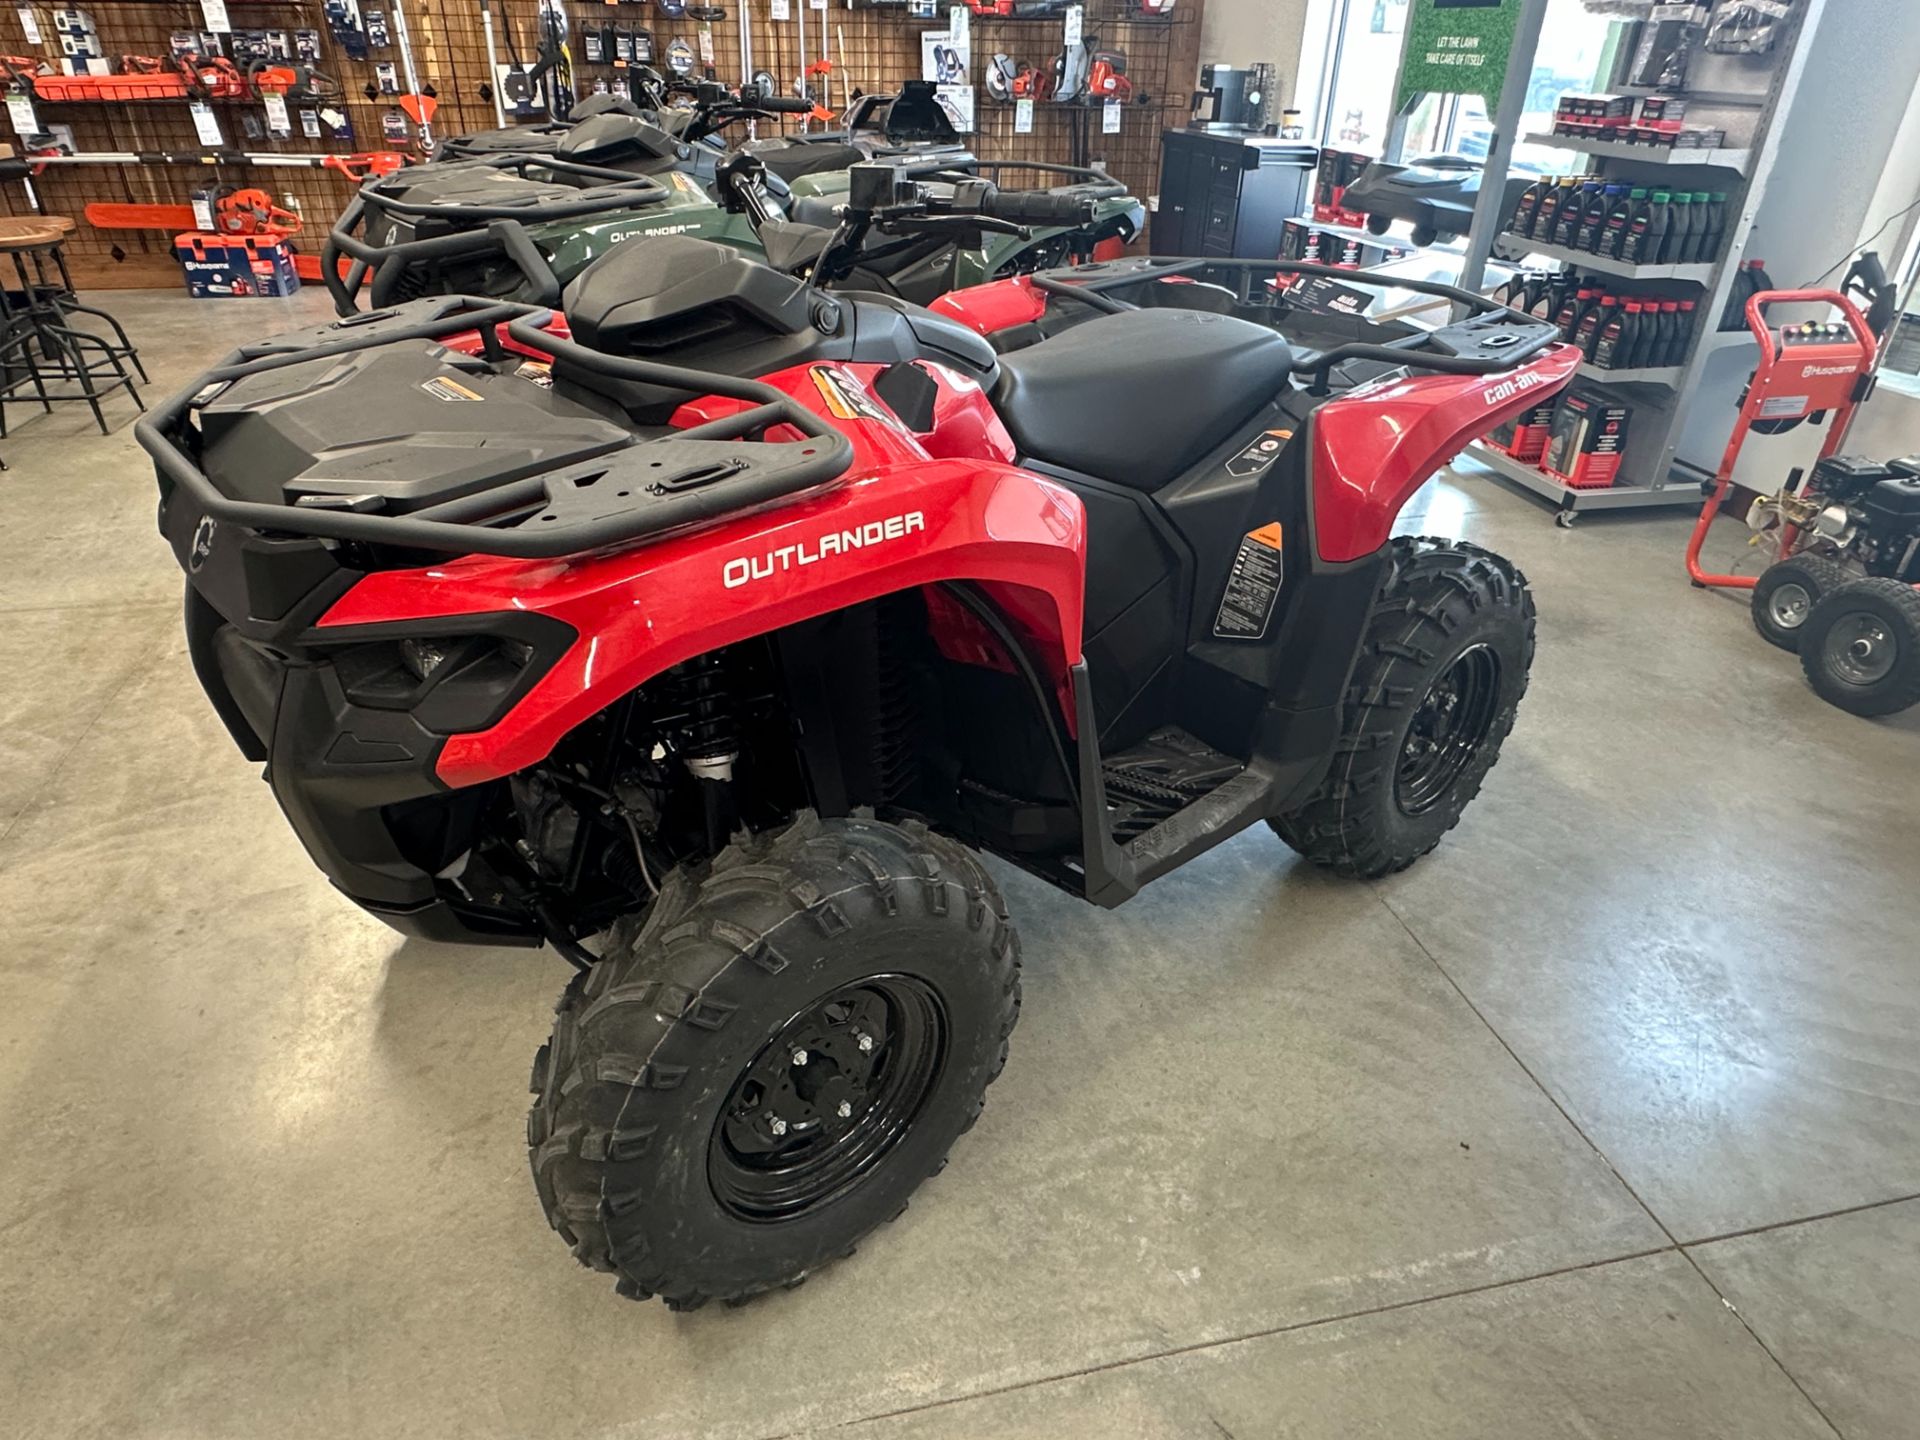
[1704,0,1791,55]
[1628,4,1705,89]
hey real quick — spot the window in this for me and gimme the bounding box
[1310,0,1618,171]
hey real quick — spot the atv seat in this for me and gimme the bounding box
[788,194,843,230]
[992,308,1294,491]
[758,143,868,184]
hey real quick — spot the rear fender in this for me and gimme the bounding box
[1310,342,1581,563]
[319,456,1087,789]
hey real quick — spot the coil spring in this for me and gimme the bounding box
[667,653,737,762]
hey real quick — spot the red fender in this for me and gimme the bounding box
[1311,343,1582,562]
[317,361,1086,789]
[929,275,1048,336]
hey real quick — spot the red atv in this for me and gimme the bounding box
[140,166,1578,1308]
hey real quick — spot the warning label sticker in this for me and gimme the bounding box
[1226,428,1293,478]
[1759,395,1809,419]
[1214,523,1286,640]
[420,375,483,403]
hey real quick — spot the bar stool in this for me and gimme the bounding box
[31,216,149,385]
[0,216,146,436]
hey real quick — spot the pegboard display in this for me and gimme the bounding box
[2,0,1206,287]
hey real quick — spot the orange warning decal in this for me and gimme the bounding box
[1247,522,1285,549]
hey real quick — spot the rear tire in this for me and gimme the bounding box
[1365,213,1393,236]
[1751,553,1851,651]
[528,813,1020,1308]
[1799,577,1920,717]
[1268,537,1535,878]
[1411,224,1441,248]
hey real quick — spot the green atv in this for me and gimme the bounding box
[324,87,1143,314]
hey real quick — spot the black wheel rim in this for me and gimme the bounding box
[1396,643,1503,817]
[1822,611,1898,686]
[709,976,948,1224]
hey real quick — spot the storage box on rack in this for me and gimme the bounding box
[173,233,302,298]
[1542,392,1632,488]
[1312,149,1371,228]
[1489,399,1560,464]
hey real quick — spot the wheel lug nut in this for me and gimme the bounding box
[791,1049,808,1066]
[768,1115,788,1136]
[836,1101,852,1119]
[856,1033,874,1053]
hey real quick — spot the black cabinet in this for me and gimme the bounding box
[1154,130,1318,260]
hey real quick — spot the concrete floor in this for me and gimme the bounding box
[3,290,1918,1440]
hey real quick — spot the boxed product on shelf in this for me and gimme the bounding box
[1489,399,1560,464]
[1542,391,1633,488]
[1554,93,1637,133]
[1312,149,1371,228]
[1281,219,1404,269]
[173,233,301,299]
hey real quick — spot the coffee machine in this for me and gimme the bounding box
[1192,63,1276,132]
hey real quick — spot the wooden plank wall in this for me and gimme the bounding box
[2,0,1206,288]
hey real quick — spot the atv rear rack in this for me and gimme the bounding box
[136,297,854,560]
[919,159,1129,199]
[324,155,672,313]
[1031,256,1560,382]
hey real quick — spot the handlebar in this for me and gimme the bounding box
[1745,287,1877,371]
[977,188,1098,227]
[1031,257,1566,380]
[748,93,817,116]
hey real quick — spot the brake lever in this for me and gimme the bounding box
[879,214,1029,241]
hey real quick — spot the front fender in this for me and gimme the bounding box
[1310,343,1582,563]
[318,458,1087,788]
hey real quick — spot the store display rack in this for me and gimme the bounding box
[1462,0,1829,521]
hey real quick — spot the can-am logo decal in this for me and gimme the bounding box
[723,512,927,589]
[188,516,217,573]
[1482,370,1555,407]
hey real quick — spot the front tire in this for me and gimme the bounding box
[1751,553,1851,651]
[1268,537,1535,878]
[528,813,1020,1308]
[1799,577,1920,717]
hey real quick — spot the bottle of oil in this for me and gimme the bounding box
[1602,187,1645,259]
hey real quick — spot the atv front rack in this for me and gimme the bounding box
[1031,256,1560,384]
[136,297,854,560]
[324,155,672,314]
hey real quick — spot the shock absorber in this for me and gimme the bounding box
[667,654,738,848]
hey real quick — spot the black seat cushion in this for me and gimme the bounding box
[992,309,1293,490]
[758,143,867,184]
[788,194,842,230]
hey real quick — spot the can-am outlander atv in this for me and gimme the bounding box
[323,106,1142,314]
[142,163,1576,1309]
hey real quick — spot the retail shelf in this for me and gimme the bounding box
[1286,215,1426,253]
[1522,131,1751,174]
[1460,441,1704,516]
[1617,84,1768,109]
[1577,361,1684,387]
[1497,232,1717,284]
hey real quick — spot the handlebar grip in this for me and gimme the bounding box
[979,189,1099,227]
[751,94,817,115]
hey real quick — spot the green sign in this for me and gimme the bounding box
[1396,0,1521,108]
